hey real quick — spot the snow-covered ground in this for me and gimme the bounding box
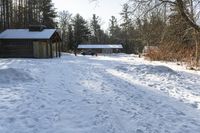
[0,54,200,133]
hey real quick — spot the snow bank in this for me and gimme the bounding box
[116,65,176,76]
[0,68,33,84]
[136,65,177,75]
[113,56,200,110]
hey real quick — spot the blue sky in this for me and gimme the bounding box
[52,0,128,30]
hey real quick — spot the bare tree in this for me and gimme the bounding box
[58,10,72,51]
[130,0,200,67]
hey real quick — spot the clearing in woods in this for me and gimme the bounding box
[0,54,200,133]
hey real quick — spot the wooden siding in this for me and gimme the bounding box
[33,41,50,58]
[0,40,33,58]
[0,30,61,58]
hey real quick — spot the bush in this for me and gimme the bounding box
[144,42,199,68]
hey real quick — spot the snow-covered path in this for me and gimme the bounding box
[0,54,200,133]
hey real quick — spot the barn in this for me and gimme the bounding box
[78,44,123,54]
[0,26,61,58]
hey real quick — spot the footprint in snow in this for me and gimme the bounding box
[191,102,199,109]
[48,93,52,96]
[65,89,73,94]
[136,129,144,133]
[7,117,16,123]
[38,105,45,109]
[58,99,66,105]
[0,106,9,110]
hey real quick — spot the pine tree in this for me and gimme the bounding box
[109,16,121,43]
[72,14,90,48]
[40,0,57,28]
[0,0,57,31]
[90,14,101,43]
[120,3,132,32]
[67,24,74,50]
[120,3,133,53]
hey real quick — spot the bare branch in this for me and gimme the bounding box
[176,0,200,32]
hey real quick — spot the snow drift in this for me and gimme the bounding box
[0,68,33,84]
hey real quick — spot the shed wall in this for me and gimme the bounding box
[0,40,33,58]
[33,41,50,58]
[102,49,113,54]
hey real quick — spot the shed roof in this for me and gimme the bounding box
[0,29,57,40]
[78,44,123,49]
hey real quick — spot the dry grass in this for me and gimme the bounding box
[144,43,200,70]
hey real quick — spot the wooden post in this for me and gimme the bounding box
[49,40,53,58]
[56,40,58,57]
[59,40,61,57]
[56,33,61,58]
[46,41,49,57]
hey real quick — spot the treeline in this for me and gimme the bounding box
[128,0,200,68]
[58,5,144,54]
[58,0,200,68]
[0,0,199,67]
[0,0,57,30]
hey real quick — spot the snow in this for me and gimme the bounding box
[0,68,33,84]
[78,44,123,49]
[0,29,56,39]
[0,54,200,133]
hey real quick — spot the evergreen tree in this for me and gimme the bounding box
[90,14,101,43]
[40,0,57,28]
[67,24,74,50]
[120,3,133,53]
[109,16,121,43]
[120,3,132,31]
[72,14,90,49]
[0,0,57,31]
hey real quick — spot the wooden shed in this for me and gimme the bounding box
[78,44,123,54]
[0,27,61,58]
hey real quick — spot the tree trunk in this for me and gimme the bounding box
[2,0,6,29]
[195,31,199,68]
[176,0,200,32]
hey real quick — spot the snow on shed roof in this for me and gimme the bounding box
[78,44,123,49]
[0,29,57,39]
